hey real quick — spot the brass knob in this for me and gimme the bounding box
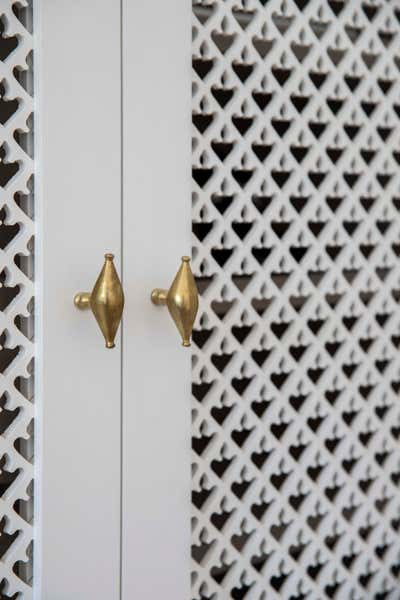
[151,256,199,347]
[74,253,124,348]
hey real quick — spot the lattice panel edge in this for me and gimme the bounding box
[0,1,34,598]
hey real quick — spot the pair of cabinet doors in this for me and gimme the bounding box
[3,1,400,600]
[2,1,190,599]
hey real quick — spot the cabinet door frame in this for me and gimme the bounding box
[36,3,122,599]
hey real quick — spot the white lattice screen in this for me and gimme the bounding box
[191,1,400,598]
[0,1,33,598]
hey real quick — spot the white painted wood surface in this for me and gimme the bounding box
[121,1,191,598]
[36,3,122,599]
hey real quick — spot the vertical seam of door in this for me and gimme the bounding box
[119,0,124,598]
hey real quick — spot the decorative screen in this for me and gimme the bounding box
[0,1,34,598]
[191,1,400,598]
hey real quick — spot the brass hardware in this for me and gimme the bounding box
[74,253,124,349]
[151,256,199,347]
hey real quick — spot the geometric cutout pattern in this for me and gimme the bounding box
[0,2,33,598]
[191,1,400,598]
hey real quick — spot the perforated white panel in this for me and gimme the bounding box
[0,2,33,598]
[191,1,400,598]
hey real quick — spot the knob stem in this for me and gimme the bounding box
[74,292,91,309]
[151,288,168,306]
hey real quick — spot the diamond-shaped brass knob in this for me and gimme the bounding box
[151,256,199,347]
[74,254,124,348]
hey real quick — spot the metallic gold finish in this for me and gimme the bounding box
[151,256,199,347]
[74,253,124,349]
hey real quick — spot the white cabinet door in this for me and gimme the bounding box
[37,3,122,600]
[121,2,191,599]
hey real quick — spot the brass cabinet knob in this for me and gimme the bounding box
[74,253,124,348]
[151,256,199,347]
